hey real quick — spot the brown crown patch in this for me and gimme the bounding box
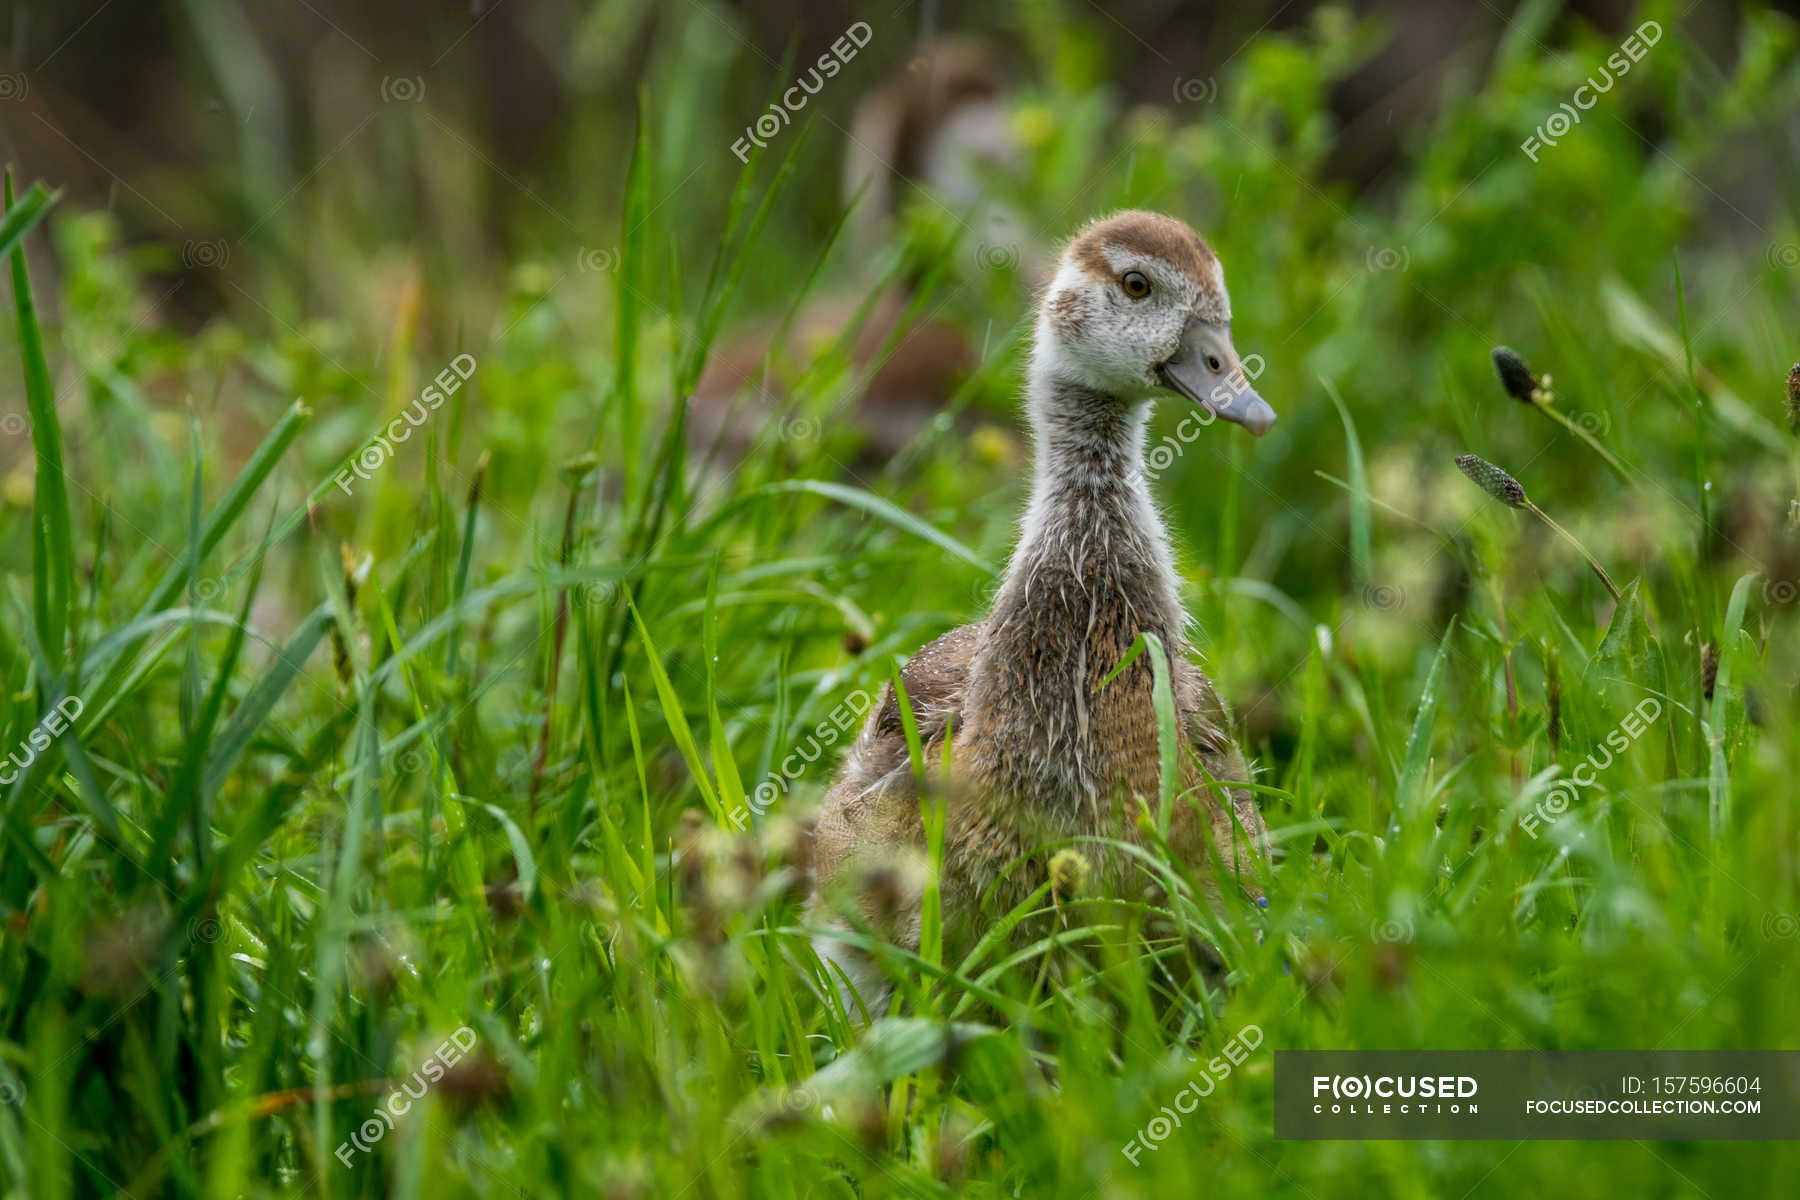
[1068,211,1218,288]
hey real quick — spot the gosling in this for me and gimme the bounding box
[809,211,1275,1012]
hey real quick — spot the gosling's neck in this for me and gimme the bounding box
[1006,362,1187,627]
[960,363,1191,809]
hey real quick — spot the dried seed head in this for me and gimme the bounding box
[841,1091,888,1153]
[934,1111,976,1184]
[762,811,815,902]
[1455,454,1528,508]
[1786,363,1799,433]
[673,808,709,890]
[743,1086,815,1135]
[1492,346,1542,404]
[1701,642,1718,702]
[350,933,404,997]
[599,1160,653,1200]
[857,854,927,931]
[1299,939,1344,998]
[437,1050,512,1109]
[1048,848,1091,899]
[80,906,167,997]
[1372,941,1410,990]
[557,451,601,490]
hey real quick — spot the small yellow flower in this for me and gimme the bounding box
[510,261,554,296]
[1048,848,1090,899]
[1012,105,1055,150]
[1124,105,1170,143]
[970,424,1015,468]
[150,410,185,448]
[3,469,33,509]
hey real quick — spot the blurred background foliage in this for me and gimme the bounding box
[2,0,1800,1195]
[2,0,1796,710]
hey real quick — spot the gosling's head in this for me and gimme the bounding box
[1035,210,1275,435]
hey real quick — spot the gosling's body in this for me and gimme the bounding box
[810,212,1274,1009]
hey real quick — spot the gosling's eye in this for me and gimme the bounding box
[1121,270,1151,299]
[1206,355,1224,373]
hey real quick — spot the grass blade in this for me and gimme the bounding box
[1324,377,1372,589]
[707,480,994,573]
[628,597,724,825]
[7,173,73,675]
[0,180,56,263]
[1397,616,1456,823]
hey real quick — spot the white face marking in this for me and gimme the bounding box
[1036,243,1225,397]
[1204,260,1231,323]
[1029,258,1106,391]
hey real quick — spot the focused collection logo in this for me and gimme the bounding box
[1278,1051,1797,1140]
[1311,1073,1480,1115]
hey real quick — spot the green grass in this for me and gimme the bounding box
[3,3,1800,1196]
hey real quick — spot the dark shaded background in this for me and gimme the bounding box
[3,0,1789,326]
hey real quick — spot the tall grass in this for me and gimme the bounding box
[2,4,1799,1196]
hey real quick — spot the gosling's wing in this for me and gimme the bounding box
[867,620,983,749]
[1179,661,1270,892]
[811,622,983,890]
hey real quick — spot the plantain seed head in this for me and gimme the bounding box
[1455,454,1528,508]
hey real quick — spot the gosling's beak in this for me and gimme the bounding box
[1156,319,1277,436]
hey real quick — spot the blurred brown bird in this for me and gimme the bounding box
[688,37,1034,470]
